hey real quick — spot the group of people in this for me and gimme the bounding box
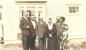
[19,11,68,50]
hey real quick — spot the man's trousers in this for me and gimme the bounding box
[22,35,35,50]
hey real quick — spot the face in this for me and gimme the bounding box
[56,17,60,22]
[31,16,36,21]
[56,18,60,23]
[24,12,29,17]
[59,18,63,22]
[48,18,52,25]
[58,18,65,25]
[40,18,43,22]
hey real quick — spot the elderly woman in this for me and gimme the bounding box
[45,18,58,50]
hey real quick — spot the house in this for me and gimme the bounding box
[0,0,86,44]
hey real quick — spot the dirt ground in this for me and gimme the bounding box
[0,44,23,50]
[0,43,86,50]
[0,44,86,50]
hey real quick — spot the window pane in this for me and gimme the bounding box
[69,6,79,13]
[27,10,32,16]
[76,7,79,12]
[38,11,42,16]
[73,9,75,13]
[21,10,24,16]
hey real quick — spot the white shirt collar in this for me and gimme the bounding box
[31,20,36,29]
[48,23,53,30]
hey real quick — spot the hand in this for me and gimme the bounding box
[49,34,52,37]
[27,26,30,28]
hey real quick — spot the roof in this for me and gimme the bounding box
[16,1,47,3]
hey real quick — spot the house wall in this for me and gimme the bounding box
[1,0,86,43]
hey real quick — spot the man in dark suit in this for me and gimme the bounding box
[19,11,31,50]
[30,16,37,50]
[35,17,46,50]
[55,17,61,50]
[19,11,36,50]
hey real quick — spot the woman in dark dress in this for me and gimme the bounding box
[45,18,58,50]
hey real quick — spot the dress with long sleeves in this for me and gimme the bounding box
[45,24,58,50]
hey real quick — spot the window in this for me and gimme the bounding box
[21,10,24,16]
[27,10,32,16]
[27,6,35,9]
[31,10,36,16]
[38,11,42,16]
[19,10,24,17]
[38,6,43,9]
[27,10,36,16]
[69,6,79,13]
[19,10,24,20]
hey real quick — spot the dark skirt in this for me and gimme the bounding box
[47,36,58,50]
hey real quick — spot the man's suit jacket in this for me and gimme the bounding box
[30,20,36,37]
[35,22,46,38]
[19,17,32,36]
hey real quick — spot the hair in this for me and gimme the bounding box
[26,10,32,16]
[48,18,52,21]
[60,16,65,22]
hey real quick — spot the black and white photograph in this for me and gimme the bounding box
[0,0,86,50]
